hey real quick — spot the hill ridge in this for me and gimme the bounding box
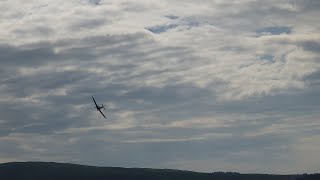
[0,161,318,180]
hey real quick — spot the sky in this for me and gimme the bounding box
[0,0,320,174]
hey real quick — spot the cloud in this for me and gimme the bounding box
[146,24,179,34]
[256,26,292,36]
[165,15,179,20]
[87,0,102,6]
[0,0,319,174]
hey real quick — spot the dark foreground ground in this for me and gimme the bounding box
[0,162,318,180]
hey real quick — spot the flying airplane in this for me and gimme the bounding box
[92,96,106,119]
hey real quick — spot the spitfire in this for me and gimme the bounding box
[92,96,107,119]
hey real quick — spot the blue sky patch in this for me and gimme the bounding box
[256,26,292,35]
[88,0,101,5]
[258,54,275,63]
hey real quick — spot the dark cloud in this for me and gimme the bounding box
[13,25,54,37]
[0,32,206,137]
[146,24,179,34]
[0,44,58,67]
[304,71,320,82]
[300,40,320,53]
[165,15,179,20]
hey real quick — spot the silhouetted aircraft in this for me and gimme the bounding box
[92,96,106,119]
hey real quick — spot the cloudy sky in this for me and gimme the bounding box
[0,0,320,174]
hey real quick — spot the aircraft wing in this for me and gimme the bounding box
[98,109,107,119]
[92,96,98,108]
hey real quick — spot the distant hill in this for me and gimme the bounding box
[0,162,318,180]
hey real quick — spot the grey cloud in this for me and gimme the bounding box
[1,30,317,142]
[0,32,207,138]
[2,70,89,97]
[297,0,320,11]
[256,26,292,35]
[165,15,179,20]
[146,24,179,34]
[304,71,320,82]
[21,130,294,172]
[87,0,101,6]
[69,18,108,31]
[300,40,320,53]
[172,1,302,34]
[120,1,151,12]
[0,44,57,67]
[0,33,153,69]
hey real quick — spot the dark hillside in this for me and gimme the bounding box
[0,162,310,180]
